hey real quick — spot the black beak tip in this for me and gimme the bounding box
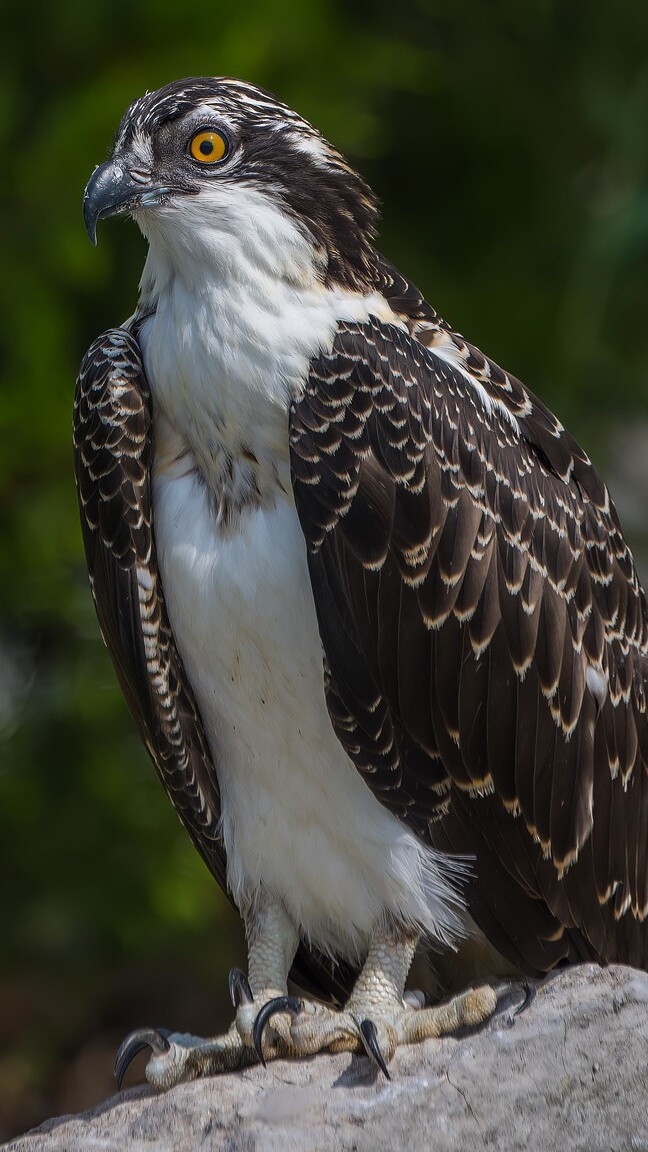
[83,168,103,246]
[83,159,126,246]
[83,200,98,246]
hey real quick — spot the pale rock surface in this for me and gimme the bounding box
[5,965,648,1152]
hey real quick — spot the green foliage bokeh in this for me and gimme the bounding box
[2,0,648,1132]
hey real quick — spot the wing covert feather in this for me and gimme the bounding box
[291,309,648,972]
[74,327,227,879]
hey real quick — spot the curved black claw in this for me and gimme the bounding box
[252,995,302,1067]
[496,978,536,1025]
[511,979,536,1017]
[228,967,254,1009]
[114,1026,172,1090]
[356,1018,391,1080]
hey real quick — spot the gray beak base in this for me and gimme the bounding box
[83,159,146,245]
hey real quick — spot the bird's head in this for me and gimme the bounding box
[83,77,379,291]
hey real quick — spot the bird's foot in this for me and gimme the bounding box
[115,968,295,1090]
[115,962,534,1089]
[254,980,529,1076]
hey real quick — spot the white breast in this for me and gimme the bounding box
[152,446,465,959]
[138,220,401,513]
[137,190,465,960]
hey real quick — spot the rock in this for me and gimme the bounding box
[5,965,648,1152]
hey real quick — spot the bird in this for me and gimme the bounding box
[76,76,648,1090]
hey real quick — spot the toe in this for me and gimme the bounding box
[288,1005,360,1057]
[114,1027,171,1090]
[251,995,302,1064]
[147,1029,248,1089]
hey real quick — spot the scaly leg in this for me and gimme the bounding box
[115,895,299,1090]
[255,924,505,1076]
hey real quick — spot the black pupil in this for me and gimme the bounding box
[199,138,215,156]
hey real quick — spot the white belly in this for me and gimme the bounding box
[153,447,464,960]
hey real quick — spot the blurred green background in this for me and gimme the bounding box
[3,0,648,1138]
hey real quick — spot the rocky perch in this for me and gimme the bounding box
[6,965,648,1152]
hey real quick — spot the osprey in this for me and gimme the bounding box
[77,77,648,1089]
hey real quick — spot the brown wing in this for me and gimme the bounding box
[74,325,355,1004]
[290,309,648,975]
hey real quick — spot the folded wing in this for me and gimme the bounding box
[291,307,648,973]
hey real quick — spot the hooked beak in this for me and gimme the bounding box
[83,158,144,245]
[83,157,189,244]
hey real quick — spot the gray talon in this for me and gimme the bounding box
[512,979,535,1017]
[496,978,536,1021]
[228,967,254,1009]
[114,1026,172,1090]
[356,1017,391,1079]
[403,989,426,1009]
[252,995,302,1066]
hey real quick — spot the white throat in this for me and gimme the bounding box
[134,182,400,521]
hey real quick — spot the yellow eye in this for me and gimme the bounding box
[189,130,229,164]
